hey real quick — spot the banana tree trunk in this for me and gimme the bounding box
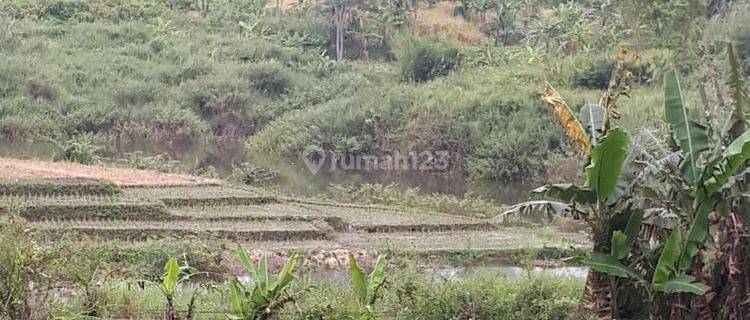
[712,213,750,319]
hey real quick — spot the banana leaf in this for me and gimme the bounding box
[582,253,642,279]
[664,69,709,185]
[349,253,368,304]
[678,200,715,271]
[532,183,597,205]
[609,211,643,259]
[585,128,630,199]
[653,228,681,285]
[493,200,586,223]
[228,280,251,319]
[161,257,180,296]
[543,82,592,155]
[652,275,707,295]
[367,254,388,305]
[700,131,750,196]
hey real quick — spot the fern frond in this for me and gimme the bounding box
[543,82,591,155]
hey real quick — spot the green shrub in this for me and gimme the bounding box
[1,1,43,20]
[228,162,280,186]
[571,50,672,89]
[393,273,581,320]
[0,114,59,140]
[43,0,92,21]
[259,13,330,49]
[54,133,104,165]
[67,104,123,134]
[241,62,296,96]
[573,57,613,89]
[465,104,560,181]
[106,0,168,22]
[0,178,120,196]
[114,80,158,106]
[180,72,276,136]
[25,78,59,101]
[392,35,461,82]
[0,215,49,319]
[511,275,581,319]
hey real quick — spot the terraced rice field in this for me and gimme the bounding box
[0,157,220,187]
[0,160,588,264]
[29,219,327,241]
[123,185,276,206]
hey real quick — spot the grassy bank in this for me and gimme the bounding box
[48,270,583,320]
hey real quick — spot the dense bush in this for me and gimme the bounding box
[54,134,103,165]
[570,49,673,89]
[392,34,461,82]
[573,57,614,89]
[241,62,296,96]
[43,0,92,21]
[2,0,168,22]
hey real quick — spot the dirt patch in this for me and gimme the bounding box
[0,157,221,187]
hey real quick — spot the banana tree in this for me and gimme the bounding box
[499,43,749,318]
[507,52,639,318]
[644,43,750,319]
[229,245,301,320]
[159,257,199,320]
[348,253,388,319]
[590,43,749,319]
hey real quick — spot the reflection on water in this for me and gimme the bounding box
[0,139,59,160]
[432,265,588,281]
[1,140,535,204]
[249,152,535,204]
[238,266,588,285]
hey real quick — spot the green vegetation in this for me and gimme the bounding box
[0,178,120,196]
[1,0,750,319]
[3,0,725,189]
[324,183,501,218]
[504,43,750,318]
[229,246,300,319]
[1,211,584,319]
[347,252,388,319]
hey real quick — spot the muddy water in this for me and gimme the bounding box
[0,139,535,204]
[238,266,588,285]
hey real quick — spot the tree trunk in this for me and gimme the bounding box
[335,4,345,61]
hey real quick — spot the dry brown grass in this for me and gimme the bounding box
[264,2,487,45]
[414,2,488,46]
[0,157,221,187]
